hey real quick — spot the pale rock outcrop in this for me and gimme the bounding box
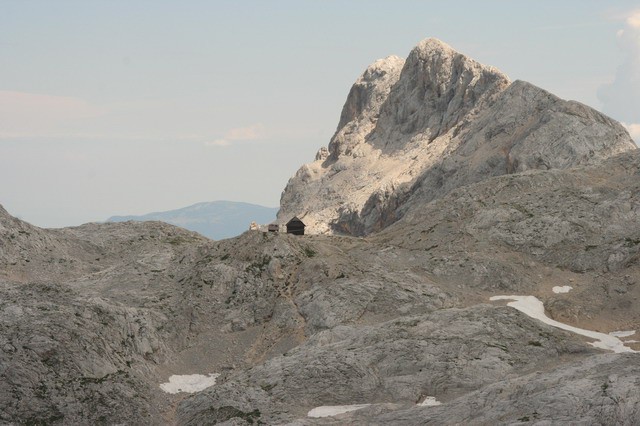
[278,38,636,236]
[280,54,406,234]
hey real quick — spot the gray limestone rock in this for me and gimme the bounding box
[277,39,636,236]
[1,37,640,425]
[176,305,595,424]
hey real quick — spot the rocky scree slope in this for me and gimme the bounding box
[1,37,640,425]
[1,148,640,424]
[177,151,640,425]
[278,38,636,236]
[1,206,457,424]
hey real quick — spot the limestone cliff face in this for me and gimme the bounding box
[278,54,406,235]
[371,38,509,150]
[278,38,636,236]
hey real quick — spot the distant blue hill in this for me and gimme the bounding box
[107,201,278,240]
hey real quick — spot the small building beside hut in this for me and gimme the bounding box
[267,223,280,233]
[286,217,306,235]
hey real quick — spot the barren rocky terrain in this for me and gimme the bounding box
[1,38,639,424]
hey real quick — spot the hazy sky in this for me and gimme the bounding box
[1,1,639,228]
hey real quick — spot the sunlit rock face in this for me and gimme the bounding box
[278,38,636,236]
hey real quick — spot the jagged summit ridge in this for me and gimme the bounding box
[335,55,405,133]
[278,38,636,236]
[372,38,509,148]
[327,38,509,159]
[326,55,405,162]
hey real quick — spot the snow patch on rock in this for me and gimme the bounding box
[307,404,371,418]
[490,295,637,354]
[552,286,573,294]
[159,373,220,394]
[610,330,636,338]
[419,396,442,406]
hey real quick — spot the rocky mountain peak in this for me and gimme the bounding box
[328,55,405,160]
[0,205,11,234]
[278,38,636,236]
[0,203,12,220]
[372,38,510,150]
[335,55,405,133]
[0,204,23,231]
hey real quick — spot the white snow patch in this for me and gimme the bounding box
[419,396,442,406]
[307,404,371,418]
[490,295,637,354]
[552,286,573,294]
[623,340,639,344]
[609,330,636,338]
[159,373,220,394]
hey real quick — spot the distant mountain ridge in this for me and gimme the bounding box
[108,201,278,240]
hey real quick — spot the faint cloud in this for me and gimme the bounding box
[0,91,106,136]
[226,124,265,140]
[622,123,640,143]
[597,10,640,124]
[204,139,231,147]
[204,124,266,147]
[0,91,104,116]
[627,10,640,28]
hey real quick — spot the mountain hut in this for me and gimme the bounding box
[286,217,306,235]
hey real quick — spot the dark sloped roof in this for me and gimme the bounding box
[286,216,305,226]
